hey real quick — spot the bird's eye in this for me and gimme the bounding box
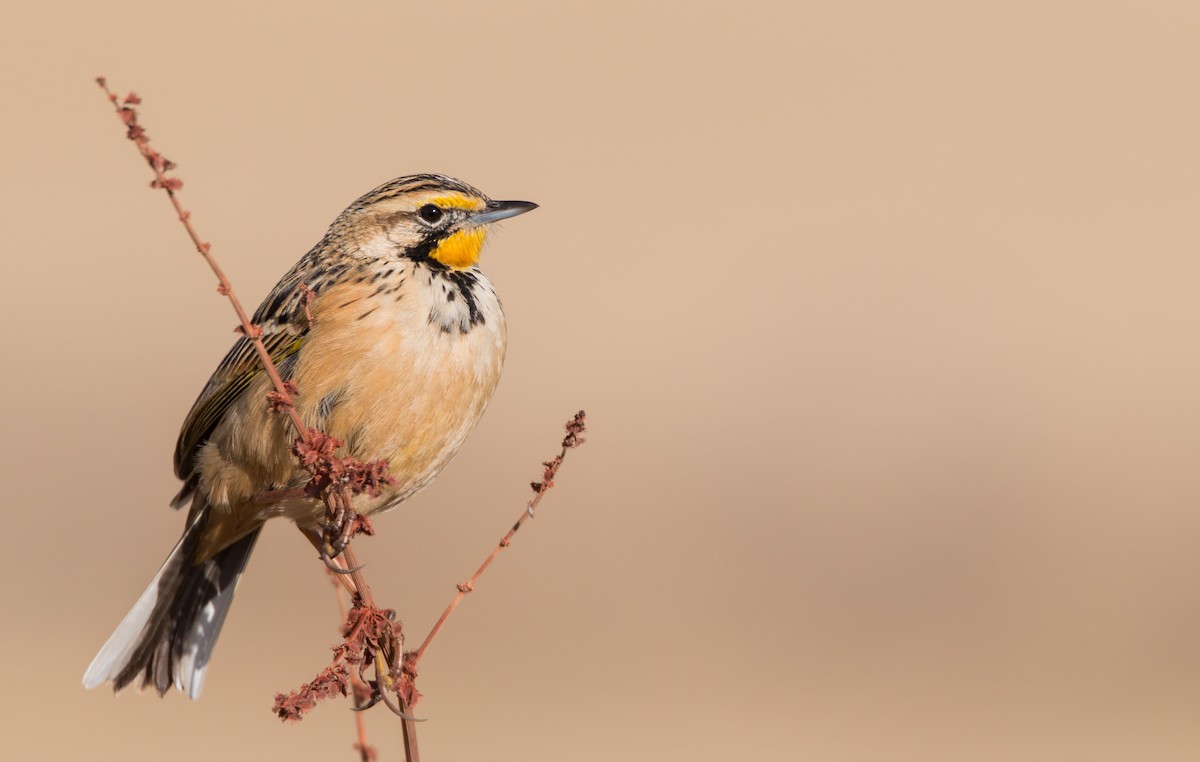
[418,204,444,224]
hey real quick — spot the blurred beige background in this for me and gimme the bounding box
[2,1,1199,760]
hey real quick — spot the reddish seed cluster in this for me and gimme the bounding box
[292,429,396,500]
[273,663,351,722]
[298,283,317,327]
[398,652,421,708]
[96,80,180,184]
[530,410,587,493]
[266,380,300,413]
[273,597,412,722]
[562,410,587,447]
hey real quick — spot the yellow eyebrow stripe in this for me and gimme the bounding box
[426,193,486,211]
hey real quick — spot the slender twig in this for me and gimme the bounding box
[332,575,377,762]
[95,79,390,554]
[413,411,587,663]
[96,78,307,437]
[341,543,420,754]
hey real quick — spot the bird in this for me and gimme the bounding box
[83,173,537,699]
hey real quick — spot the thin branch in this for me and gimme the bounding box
[95,78,307,437]
[332,573,378,762]
[413,411,587,663]
[95,78,394,560]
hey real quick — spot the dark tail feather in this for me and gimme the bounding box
[83,509,261,699]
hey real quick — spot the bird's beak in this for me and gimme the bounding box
[473,199,539,225]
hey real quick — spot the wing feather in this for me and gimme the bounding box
[172,330,306,481]
[172,254,321,485]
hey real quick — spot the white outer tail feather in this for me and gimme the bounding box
[83,513,258,699]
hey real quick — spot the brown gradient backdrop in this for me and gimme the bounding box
[2,2,1199,760]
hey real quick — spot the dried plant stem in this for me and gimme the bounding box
[340,546,374,609]
[401,712,420,762]
[340,543,421,760]
[332,578,377,762]
[95,78,307,437]
[413,411,587,663]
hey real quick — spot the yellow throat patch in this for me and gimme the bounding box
[431,227,488,269]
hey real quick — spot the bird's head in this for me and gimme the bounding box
[337,174,537,269]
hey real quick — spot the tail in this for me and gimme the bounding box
[83,509,261,699]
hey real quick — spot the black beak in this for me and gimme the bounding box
[473,199,539,225]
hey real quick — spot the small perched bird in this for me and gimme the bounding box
[84,174,537,699]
